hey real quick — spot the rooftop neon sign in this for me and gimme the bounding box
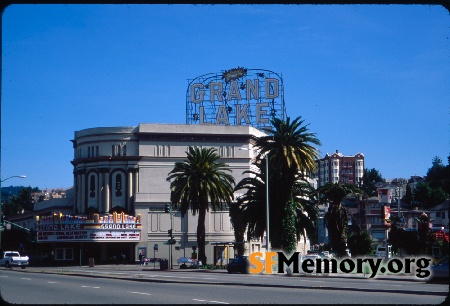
[186,67,285,129]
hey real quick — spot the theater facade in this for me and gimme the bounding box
[36,124,267,265]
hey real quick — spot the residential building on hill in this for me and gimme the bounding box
[314,150,364,187]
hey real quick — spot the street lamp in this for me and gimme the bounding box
[264,154,270,253]
[1,175,26,183]
[240,147,270,253]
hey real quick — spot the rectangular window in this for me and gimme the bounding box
[55,248,74,260]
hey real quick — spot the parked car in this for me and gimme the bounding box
[426,256,449,283]
[319,251,333,259]
[300,253,334,275]
[227,256,249,274]
[0,251,29,269]
[177,257,198,268]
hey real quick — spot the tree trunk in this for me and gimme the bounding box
[326,204,347,257]
[197,207,207,265]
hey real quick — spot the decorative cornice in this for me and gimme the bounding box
[136,133,255,143]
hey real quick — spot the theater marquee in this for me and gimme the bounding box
[36,212,141,242]
[186,67,285,129]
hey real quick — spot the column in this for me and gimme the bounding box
[134,168,139,194]
[98,171,104,213]
[105,172,110,213]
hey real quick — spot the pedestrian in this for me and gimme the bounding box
[121,252,126,265]
[139,252,143,265]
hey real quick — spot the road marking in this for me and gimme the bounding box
[309,280,325,283]
[201,277,217,280]
[193,299,229,304]
[21,278,32,280]
[81,285,100,288]
[47,281,58,284]
[128,291,151,296]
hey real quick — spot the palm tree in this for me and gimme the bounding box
[316,183,364,257]
[166,146,235,265]
[255,116,321,249]
[234,159,267,242]
[291,178,319,251]
[228,202,247,256]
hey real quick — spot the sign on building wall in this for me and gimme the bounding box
[186,67,285,129]
[36,212,141,242]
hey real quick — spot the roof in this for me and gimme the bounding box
[429,199,450,211]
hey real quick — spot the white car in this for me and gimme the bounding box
[0,251,29,269]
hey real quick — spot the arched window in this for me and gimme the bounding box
[115,174,122,197]
[90,175,96,198]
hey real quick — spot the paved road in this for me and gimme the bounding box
[5,265,448,295]
[1,269,447,304]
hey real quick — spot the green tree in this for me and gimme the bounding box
[282,198,297,254]
[398,230,421,255]
[426,155,450,195]
[234,158,268,242]
[254,116,321,251]
[347,231,373,257]
[167,147,235,265]
[402,184,413,206]
[235,164,318,253]
[291,178,318,249]
[316,183,364,257]
[388,215,403,254]
[2,187,38,217]
[228,202,247,256]
[361,168,384,197]
[413,182,448,209]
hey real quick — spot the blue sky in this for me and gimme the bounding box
[1,4,449,189]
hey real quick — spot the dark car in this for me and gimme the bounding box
[426,256,449,283]
[227,256,249,274]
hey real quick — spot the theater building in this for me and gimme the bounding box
[36,123,267,265]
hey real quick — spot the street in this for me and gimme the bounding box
[0,266,448,304]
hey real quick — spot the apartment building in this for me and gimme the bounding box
[314,150,364,187]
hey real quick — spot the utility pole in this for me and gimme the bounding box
[170,204,173,269]
[165,203,174,269]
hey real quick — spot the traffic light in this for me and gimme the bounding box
[164,204,170,213]
[168,229,172,238]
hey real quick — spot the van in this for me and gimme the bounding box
[375,245,392,258]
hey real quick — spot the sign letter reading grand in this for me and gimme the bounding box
[186,68,285,129]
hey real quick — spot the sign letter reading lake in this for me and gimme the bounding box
[186,68,285,129]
